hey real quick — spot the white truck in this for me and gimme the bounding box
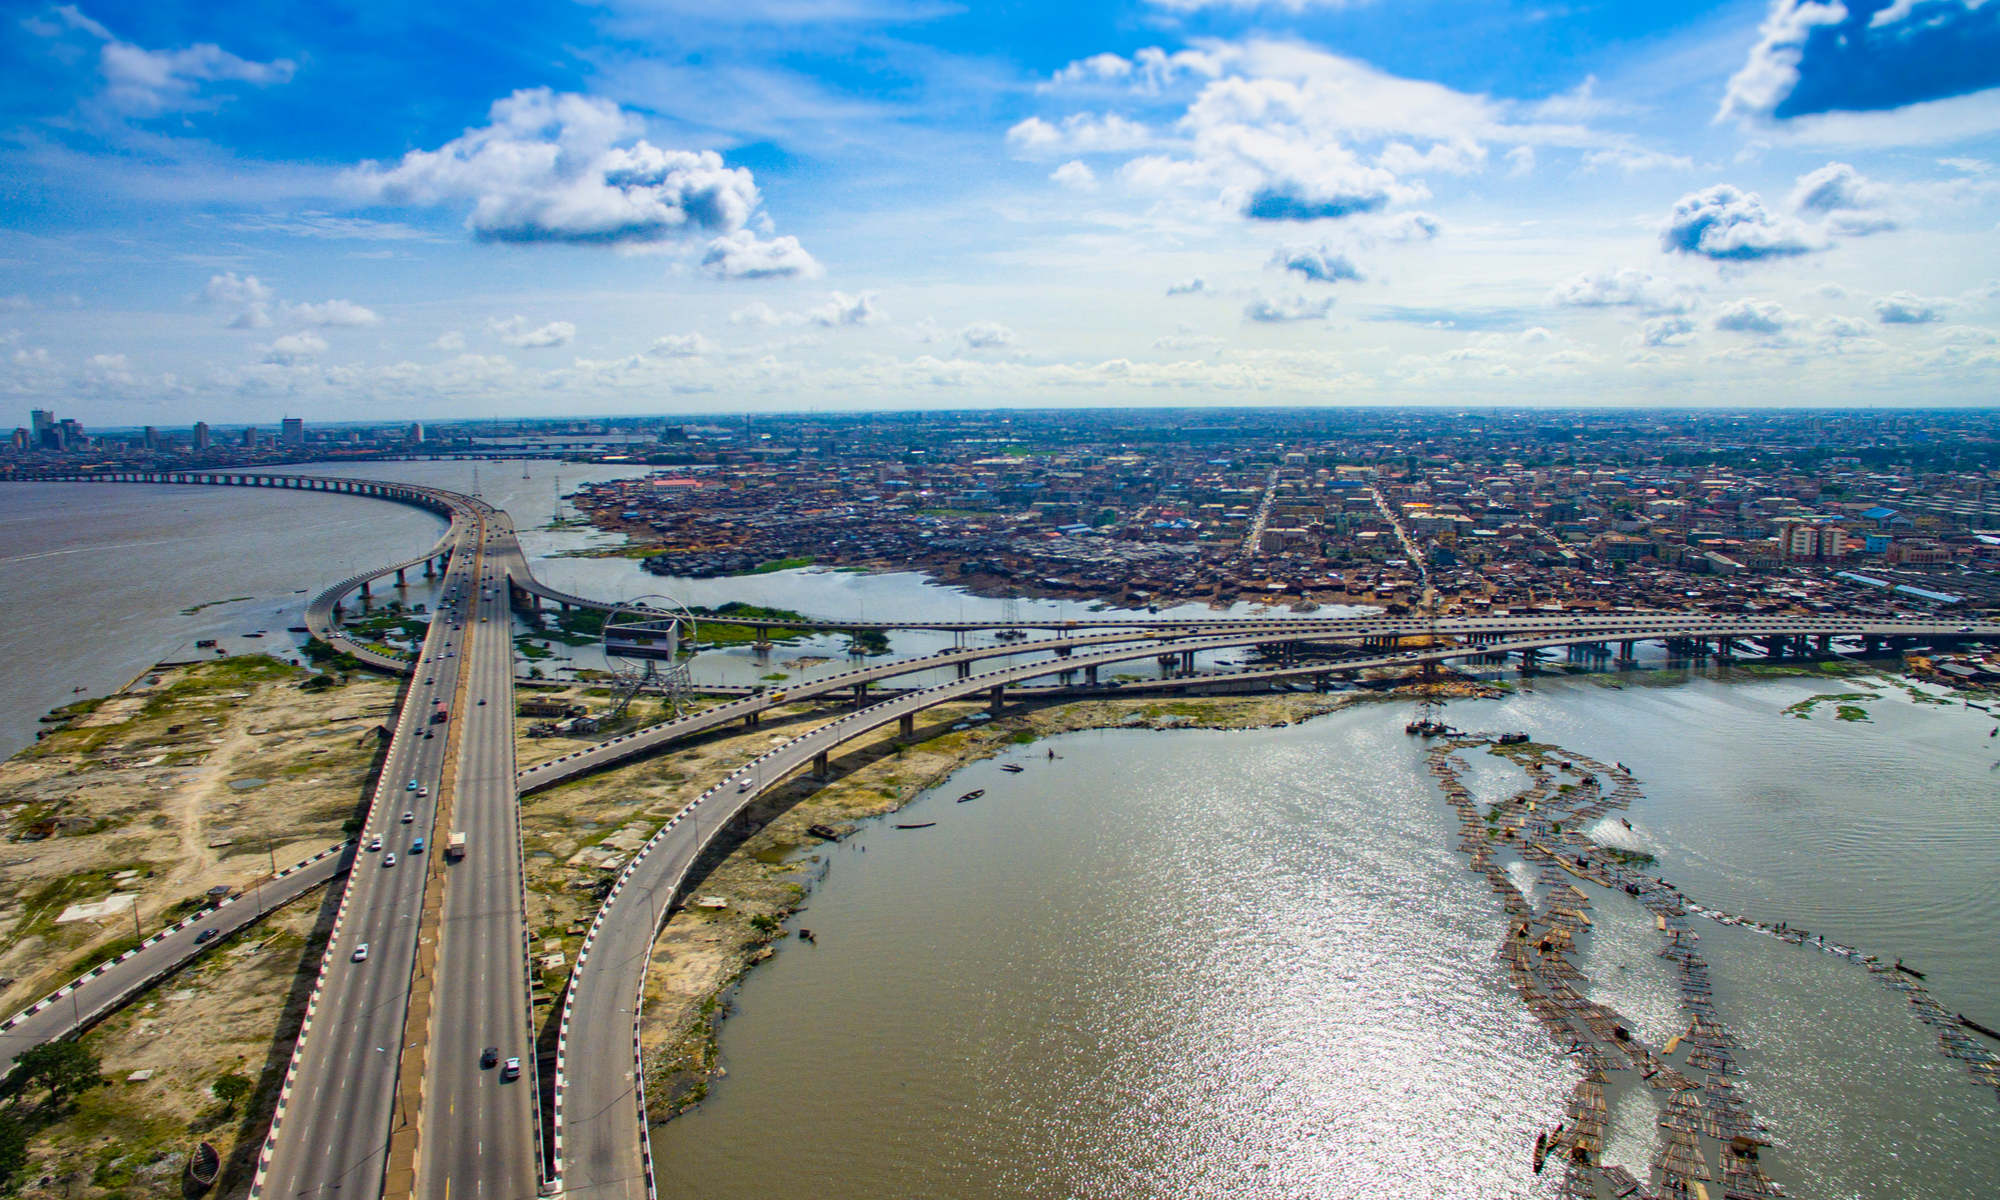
[446,831,467,860]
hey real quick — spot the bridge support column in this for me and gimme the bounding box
[1815,634,1831,655]
[359,579,371,598]
[988,685,1005,715]
[956,660,971,680]
[1055,644,1072,659]
[1518,648,1539,670]
[423,558,434,579]
[899,713,915,740]
[395,566,407,587]
[1085,664,1099,684]
[744,711,760,728]
[1180,649,1196,675]
[1863,635,1881,655]
[851,682,868,709]
[812,751,830,780]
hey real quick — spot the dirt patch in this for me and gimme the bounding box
[0,657,395,1018]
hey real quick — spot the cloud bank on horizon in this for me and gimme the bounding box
[2,0,1999,421]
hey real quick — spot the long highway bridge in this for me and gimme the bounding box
[8,470,1996,1200]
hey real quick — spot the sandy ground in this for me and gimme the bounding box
[0,658,395,1018]
[10,892,333,1200]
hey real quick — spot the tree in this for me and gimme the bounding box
[6,1040,102,1107]
[211,1072,252,1116]
[0,1112,24,1188]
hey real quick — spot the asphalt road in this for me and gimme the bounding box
[253,518,483,1200]
[417,513,539,1200]
[0,847,349,1076]
[517,610,1987,796]
[550,612,2000,1199]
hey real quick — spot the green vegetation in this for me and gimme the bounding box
[1834,704,1872,722]
[514,637,556,660]
[748,556,815,574]
[210,1072,252,1117]
[1784,691,1876,719]
[4,1041,103,1108]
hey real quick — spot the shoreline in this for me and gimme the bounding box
[632,689,1368,1122]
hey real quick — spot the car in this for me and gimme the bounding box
[352,943,369,962]
[418,785,430,797]
[383,853,397,867]
[407,780,419,790]
[481,1046,500,1069]
[368,836,383,851]
[402,810,415,823]
[478,698,487,706]
[194,927,218,945]
[424,731,435,739]
[502,1057,521,1081]
[411,837,425,853]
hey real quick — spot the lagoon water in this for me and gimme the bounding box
[2,463,1995,1197]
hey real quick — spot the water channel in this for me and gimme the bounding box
[1,461,1994,1197]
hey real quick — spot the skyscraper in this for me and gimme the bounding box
[281,417,304,447]
[192,421,212,450]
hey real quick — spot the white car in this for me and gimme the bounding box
[368,836,383,851]
[402,811,415,823]
[352,943,370,962]
[384,853,397,867]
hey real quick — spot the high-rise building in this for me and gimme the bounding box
[240,426,259,448]
[8,428,27,453]
[192,421,212,450]
[30,408,59,451]
[407,421,425,444]
[142,425,160,450]
[281,417,304,446]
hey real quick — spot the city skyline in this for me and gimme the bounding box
[3,1,2000,422]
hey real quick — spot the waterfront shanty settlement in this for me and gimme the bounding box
[549,410,1999,623]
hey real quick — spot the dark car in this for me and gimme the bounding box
[194,928,218,945]
[481,1046,500,1069]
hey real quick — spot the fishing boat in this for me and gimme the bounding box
[894,821,937,830]
[185,1141,221,1193]
[957,790,984,803]
[1000,763,1024,773]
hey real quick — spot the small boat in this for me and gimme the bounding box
[1532,1131,1548,1174]
[186,1141,221,1193]
[1000,764,1024,773]
[1894,959,1926,979]
[957,790,984,803]
[806,823,842,841]
[894,822,937,830]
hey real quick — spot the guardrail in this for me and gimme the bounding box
[0,839,354,1055]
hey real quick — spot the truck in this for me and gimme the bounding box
[431,699,449,724]
[446,831,466,860]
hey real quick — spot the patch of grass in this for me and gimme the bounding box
[1008,729,1039,745]
[748,556,815,574]
[1834,704,1871,722]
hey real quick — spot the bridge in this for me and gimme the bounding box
[8,469,1995,1200]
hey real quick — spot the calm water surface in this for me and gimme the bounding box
[656,678,2000,1200]
[3,465,1995,1197]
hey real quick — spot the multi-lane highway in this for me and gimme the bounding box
[10,470,1997,1200]
[546,611,2000,1199]
[416,511,539,1200]
[252,514,483,1200]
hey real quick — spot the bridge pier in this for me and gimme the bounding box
[956,660,972,680]
[812,751,830,780]
[1085,664,1099,684]
[988,685,1005,715]
[899,713,915,739]
[1180,649,1196,675]
[743,710,760,728]
[359,579,371,599]
[1815,634,1831,655]
[851,682,868,709]
[1055,644,1072,659]
[395,566,407,587]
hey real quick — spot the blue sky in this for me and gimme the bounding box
[4,0,2000,423]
